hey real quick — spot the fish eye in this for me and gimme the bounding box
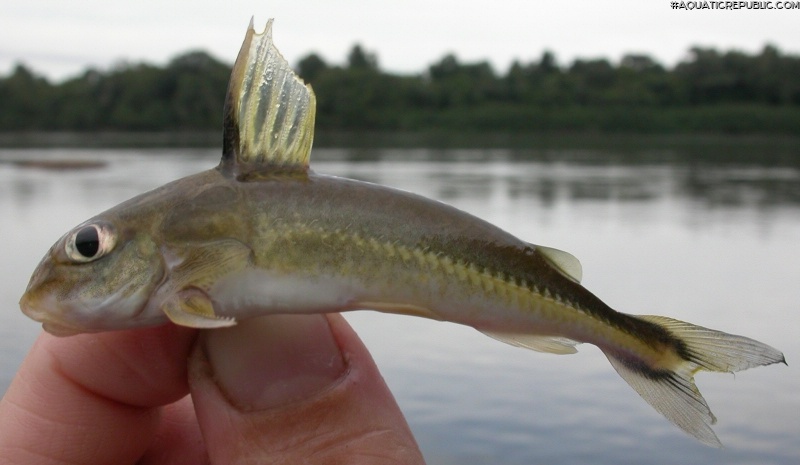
[65,223,117,263]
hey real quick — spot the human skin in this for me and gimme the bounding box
[0,313,426,465]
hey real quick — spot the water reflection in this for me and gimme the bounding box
[684,166,800,209]
[1,146,798,465]
[7,146,798,213]
[325,156,800,240]
[323,147,800,213]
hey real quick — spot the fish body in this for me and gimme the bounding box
[20,19,784,447]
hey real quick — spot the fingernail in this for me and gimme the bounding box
[202,314,346,410]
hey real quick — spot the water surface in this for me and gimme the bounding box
[1,145,798,464]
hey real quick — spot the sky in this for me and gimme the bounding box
[1,0,798,82]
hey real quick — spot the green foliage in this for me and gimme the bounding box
[0,51,229,132]
[1,44,799,134]
[0,65,54,130]
[297,53,328,82]
[347,45,379,71]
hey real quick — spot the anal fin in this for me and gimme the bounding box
[481,330,580,355]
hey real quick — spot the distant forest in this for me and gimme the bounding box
[1,44,799,134]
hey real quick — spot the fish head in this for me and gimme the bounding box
[20,218,165,336]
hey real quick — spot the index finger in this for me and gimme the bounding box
[0,324,196,465]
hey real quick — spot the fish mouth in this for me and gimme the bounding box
[41,321,86,337]
[20,292,88,337]
[20,299,82,336]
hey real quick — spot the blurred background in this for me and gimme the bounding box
[1,1,798,464]
[1,0,799,136]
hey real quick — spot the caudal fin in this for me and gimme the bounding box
[603,315,785,447]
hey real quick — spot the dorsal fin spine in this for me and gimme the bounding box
[220,18,254,169]
[220,18,316,177]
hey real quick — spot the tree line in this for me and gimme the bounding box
[1,44,799,134]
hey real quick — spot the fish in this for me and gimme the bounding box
[19,19,785,447]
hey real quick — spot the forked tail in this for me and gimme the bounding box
[602,315,785,447]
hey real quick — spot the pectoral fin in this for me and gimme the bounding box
[160,239,253,328]
[163,289,237,328]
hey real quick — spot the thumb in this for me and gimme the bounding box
[188,314,426,465]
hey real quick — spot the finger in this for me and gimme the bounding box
[188,314,426,465]
[0,324,197,465]
[137,395,208,465]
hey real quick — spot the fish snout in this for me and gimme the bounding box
[19,291,37,319]
[20,280,86,336]
[19,287,51,323]
[19,262,60,322]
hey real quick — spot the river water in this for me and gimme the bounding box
[1,144,798,464]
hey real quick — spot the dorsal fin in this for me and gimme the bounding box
[220,18,317,178]
[537,245,583,283]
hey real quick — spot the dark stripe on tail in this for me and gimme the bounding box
[603,314,784,447]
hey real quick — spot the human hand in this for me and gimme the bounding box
[0,313,426,464]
